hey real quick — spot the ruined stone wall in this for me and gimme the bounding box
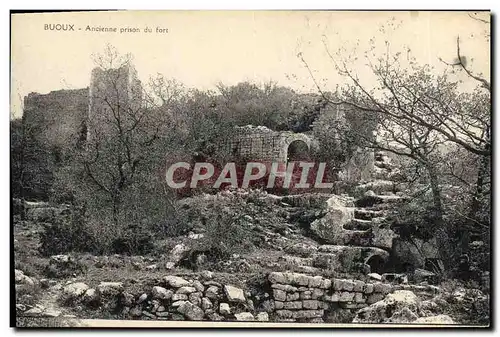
[23,88,89,150]
[32,269,440,322]
[220,126,316,163]
[88,64,142,137]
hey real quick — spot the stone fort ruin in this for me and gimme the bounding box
[21,63,374,195]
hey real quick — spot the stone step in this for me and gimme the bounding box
[344,219,373,231]
[354,209,386,220]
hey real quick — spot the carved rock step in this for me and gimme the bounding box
[354,209,386,220]
[344,219,372,231]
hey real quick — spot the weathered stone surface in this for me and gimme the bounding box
[201,297,213,310]
[121,292,134,306]
[168,244,191,265]
[273,289,286,301]
[164,275,190,288]
[364,283,374,294]
[414,269,438,284]
[97,282,123,296]
[152,286,173,300]
[286,292,300,301]
[323,292,340,302]
[192,280,205,293]
[205,285,219,300]
[171,300,187,308]
[274,301,284,309]
[137,293,148,304]
[353,290,419,323]
[308,276,323,288]
[319,279,332,289]
[311,288,324,300]
[63,282,89,299]
[82,288,99,304]
[284,301,302,310]
[339,292,355,302]
[177,286,197,294]
[142,310,156,319]
[256,312,269,321]
[172,294,188,301]
[373,282,392,294]
[234,312,255,321]
[367,293,385,304]
[353,280,365,292]
[303,300,320,310]
[368,273,383,281]
[42,309,61,318]
[219,302,231,315]
[224,285,246,303]
[271,283,298,292]
[269,272,286,284]
[24,306,44,316]
[355,292,365,303]
[292,310,324,319]
[177,301,204,321]
[188,292,202,307]
[310,195,356,244]
[300,291,312,300]
[393,237,439,270]
[276,310,293,319]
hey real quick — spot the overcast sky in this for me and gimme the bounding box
[11,10,490,117]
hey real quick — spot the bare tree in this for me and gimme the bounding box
[82,45,161,226]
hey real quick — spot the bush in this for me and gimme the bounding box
[195,196,254,262]
[111,222,155,255]
[39,206,98,256]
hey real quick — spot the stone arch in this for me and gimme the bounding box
[364,254,388,274]
[279,133,316,162]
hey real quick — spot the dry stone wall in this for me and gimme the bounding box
[268,272,392,322]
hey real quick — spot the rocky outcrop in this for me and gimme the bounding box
[353,290,456,324]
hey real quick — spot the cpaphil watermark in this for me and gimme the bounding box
[165,161,335,190]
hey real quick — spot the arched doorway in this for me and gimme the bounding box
[365,254,386,274]
[287,139,310,162]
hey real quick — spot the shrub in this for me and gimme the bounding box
[195,197,254,262]
[111,222,155,255]
[38,206,98,256]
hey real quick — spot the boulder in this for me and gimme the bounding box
[224,285,246,303]
[234,312,255,321]
[414,269,438,284]
[177,286,197,294]
[152,286,173,300]
[353,290,419,323]
[205,285,219,300]
[82,288,99,304]
[256,312,269,321]
[97,282,124,296]
[164,275,190,288]
[219,302,231,315]
[177,301,204,321]
[310,195,357,244]
[63,282,89,299]
[201,297,213,310]
[168,244,191,265]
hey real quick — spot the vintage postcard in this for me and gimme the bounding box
[10,10,491,328]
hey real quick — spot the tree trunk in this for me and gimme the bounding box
[112,193,121,227]
[426,162,449,272]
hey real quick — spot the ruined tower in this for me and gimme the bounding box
[87,62,142,138]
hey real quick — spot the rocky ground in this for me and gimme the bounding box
[13,152,490,327]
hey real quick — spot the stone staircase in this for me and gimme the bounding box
[309,151,406,274]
